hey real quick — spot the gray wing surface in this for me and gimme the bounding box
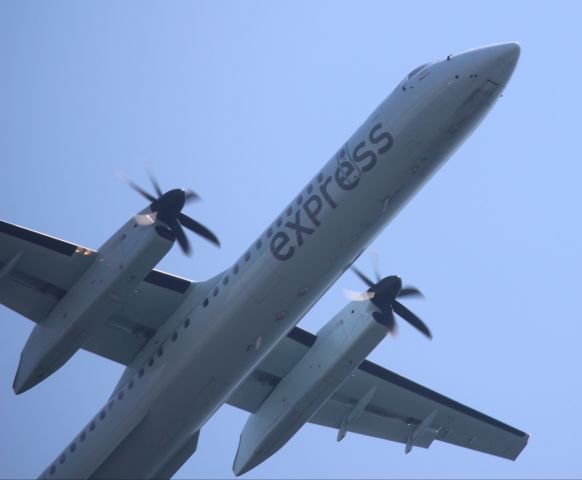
[227,327,528,461]
[0,220,192,365]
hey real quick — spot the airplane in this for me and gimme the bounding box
[0,43,527,479]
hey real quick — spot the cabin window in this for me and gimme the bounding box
[89,421,95,431]
[99,410,106,420]
[148,357,154,367]
[223,275,229,285]
[108,401,114,410]
[233,264,239,274]
[138,368,144,378]
[317,172,324,182]
[69,443,76,453]
[213,287,219,297]
[59,454,66,464]
[296,195,303,205]
[172,332,178,342]
[129,379,135,389]
[49,465,56,475]
[118,390,125,400]
[286,206,292,216]
[276,217,282,227]
[255,239,262,249]
[80,431,86,442]
[203,298,209,307]
[307,184,313,194]
[244,251,251,262]
[267,228,273,238]
[157,347,163,358]
[184,318,191,328]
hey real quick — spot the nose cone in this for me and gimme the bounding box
[371,275,402,309]
[490,42,521,63]
[154,188,186,217]
[473,42,521,84]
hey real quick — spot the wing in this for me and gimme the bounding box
[0,220,192,365]
[227,327,528,461]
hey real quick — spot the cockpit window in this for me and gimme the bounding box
[407,63,430,80]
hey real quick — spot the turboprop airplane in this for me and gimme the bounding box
[0,43,527,479]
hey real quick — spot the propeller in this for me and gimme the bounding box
[123,173,220,255]
[349,265,431,339]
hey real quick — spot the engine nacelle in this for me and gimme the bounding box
[13,212,174,394]
[233,300,388,476]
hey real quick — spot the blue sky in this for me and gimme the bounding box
[1,1,581,478]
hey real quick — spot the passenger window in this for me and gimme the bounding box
[70,443,76,453]
[59,454,66,464]
[223,275,229,285]
[89,421,96,431]
[184,318,190,328]
[255,239,262,249]
[157,347,163,358]
[138,368,144,378]
[99,410,106,420]
[233,264,239,274]
[172,332,178,342]
[244,251,251,262]
[118,390,124,400]
[80,431,86,442]
[203,298,209,307]
[148,357,154,367]
[213,287,218,297]
[129,379,135,389]
[49,465,56,475]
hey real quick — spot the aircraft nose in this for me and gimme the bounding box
[487,42,521,63]
[478,42,520,84]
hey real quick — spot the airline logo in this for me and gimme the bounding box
[270,122,393,261]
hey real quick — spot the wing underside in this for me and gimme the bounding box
[227,327,528,460]
[0,220,192,365]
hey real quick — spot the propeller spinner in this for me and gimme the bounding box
[349,266,432,339]
[124,173,220,255]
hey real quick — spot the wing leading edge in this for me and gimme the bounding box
[227,327,528,461]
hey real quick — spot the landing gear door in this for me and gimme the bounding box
[335,143,361,187]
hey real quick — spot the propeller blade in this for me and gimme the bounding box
[398,286,424,299]
[373,310,396,332]
[351,266,375,289]
[169,221,191,256]
[344,289,375,302]
[122,176,157,202]
[178,213,220,247]
[392,300,432,339]
[370,251,382,283]
[184,189,201,204]
[148,171,163,198]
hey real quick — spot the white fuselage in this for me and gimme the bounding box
[39,43,520,479]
